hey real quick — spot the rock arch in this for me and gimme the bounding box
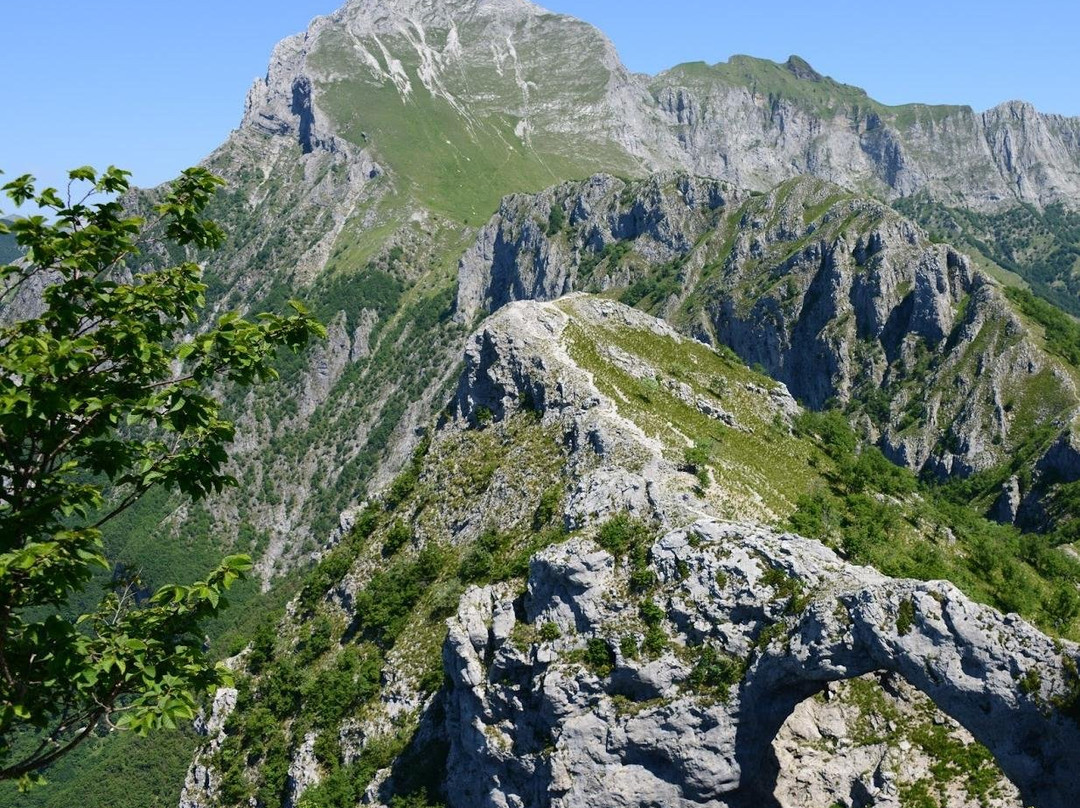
[768,672,1024,808]
[444,519,1080,808]
[712,539,1080,808]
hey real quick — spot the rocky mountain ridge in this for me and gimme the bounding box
[456,171,1080,528]
[178,297,1080,808]
[237,0,1080,213]
[650,57,1080,210]
[150,0,1080,579]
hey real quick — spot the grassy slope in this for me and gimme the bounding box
[318,71,581,222]
[310,23,641,224]
[558,298,821,522]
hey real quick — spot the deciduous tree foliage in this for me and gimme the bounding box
[0,166,325,786]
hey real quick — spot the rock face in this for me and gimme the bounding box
[455,172,1080,515]
[454,296,709,528]
[649,60,1080,211]
[178,687,238,808]
[244,0,1080,213]
[443,513,1080,808]
[455,174,741,321]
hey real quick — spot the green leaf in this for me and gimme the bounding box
[221,554,254,573]
[68,166,97,182]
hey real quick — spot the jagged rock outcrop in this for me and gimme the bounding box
[443,520,1080,808]
[455,294,805,526]
[455,172,1080,519]
[455,295,712,527]
[455,174,740,320]
[440,299,1080,808]
[242,17,339,155]
[178,687,238,808]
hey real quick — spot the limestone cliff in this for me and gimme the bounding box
[238,1,1080,213]
[650,58,1080,211]
[456,173,1080,525]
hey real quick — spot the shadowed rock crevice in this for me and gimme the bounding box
[291,76,316,155]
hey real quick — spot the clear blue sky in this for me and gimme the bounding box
[2,0,1077,202]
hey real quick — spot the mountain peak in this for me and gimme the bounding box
[237,0,1080,222]
[784,54,823,81]
[337,0,546,27]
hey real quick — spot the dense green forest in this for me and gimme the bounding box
[896,195,1080,315]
